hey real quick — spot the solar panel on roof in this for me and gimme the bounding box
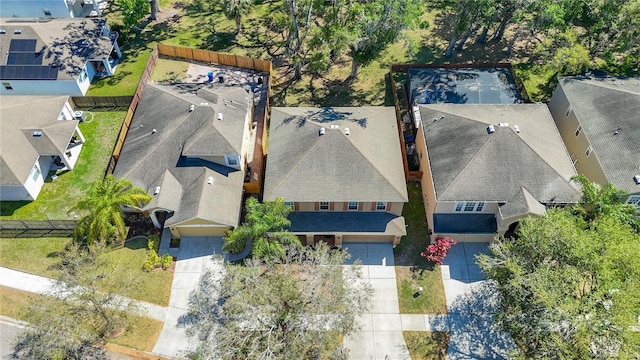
[7,52,44,65]
[0,65,57,80]
[9,39,37,52]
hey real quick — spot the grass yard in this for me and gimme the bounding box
[395,183,432,267]
[0,237,173,306]
[394,183,447,314]
[0,238,70,278]
[0,286,163,352]
[404,331,450,360]
[396,266,447,314]
[0,111,126,220]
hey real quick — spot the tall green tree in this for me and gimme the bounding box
[186,243,373,359]
[571,174,639,229]
[73,175,150,244]
[223,197,301,260]
[119,0,149,29]
[11,243,136,360]
[219,0,253,34]
[477,209,640,359]
[344,0,423,79]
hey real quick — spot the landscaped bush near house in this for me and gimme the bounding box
[420,236,456,265]
[143,235,173,271]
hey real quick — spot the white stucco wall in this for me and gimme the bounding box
[0,79,83,96]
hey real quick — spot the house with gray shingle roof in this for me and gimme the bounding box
[264,107,409,247]
[113,82,253,238]
[415,103,581,241]
[548,75,640,211]
[0,95,85,201]
[0,18,120,96]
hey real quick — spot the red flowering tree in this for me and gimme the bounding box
[421,236,457,265]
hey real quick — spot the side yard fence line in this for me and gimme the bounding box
[70,96,133,108]
[0,220,78,238]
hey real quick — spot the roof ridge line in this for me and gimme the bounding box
[343,131,408,201]
[567,78,640,96]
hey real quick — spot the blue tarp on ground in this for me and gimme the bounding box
[433,213,497,234]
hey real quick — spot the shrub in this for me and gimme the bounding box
[143,237,171,271]
[160,254,173,269]
[420,236,456,265]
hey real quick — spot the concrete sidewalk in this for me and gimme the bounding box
[0,267,167,322]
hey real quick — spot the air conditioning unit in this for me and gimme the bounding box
[73,110,86,122]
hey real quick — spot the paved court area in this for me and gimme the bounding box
[410,68,522,105]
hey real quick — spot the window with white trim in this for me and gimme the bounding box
[348,202,358,211]
[626,196,640,206]
[455,202,464,211]
[376,202,387,211]
[30,166,41,181]
[565,106,572,117]
[475,201,485,212]
[225,155,240,167]
[284,202,294,209]
[464,201,477,212]
[575,125,582,137]
[319,202,329,210]
[2,82,13,90]
[585,145,592,157]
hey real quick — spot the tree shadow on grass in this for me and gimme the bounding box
[432,281,518,359]
[0,201,30,216]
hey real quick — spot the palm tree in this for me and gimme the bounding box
[571,174,638,229]
[221,0,253,34]
[223,197,301,261]
[73,175,151,244]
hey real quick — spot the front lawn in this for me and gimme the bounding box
[0,111,126,220]
[0,285,163,352]
[394,183,447,314]
[396,266,447,315]
[0,237,173,306]
[0,238,70,278]
[403,331,450,360]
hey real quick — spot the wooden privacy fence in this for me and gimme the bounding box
[157,44,273,73]
[70,96,133,108]
[0,220,77,238]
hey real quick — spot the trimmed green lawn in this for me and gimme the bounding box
[0,238,70,278]
[404,331,450,360]
[150,58,190,82]
[395,183,432,267]
[0,111,126,220]
[0,285,163,352]
[102,237,173,306]
[0,237,173,306]
[396,266,447,314]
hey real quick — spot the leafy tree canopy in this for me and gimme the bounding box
[186,243,373,359]
[478,209,640,359]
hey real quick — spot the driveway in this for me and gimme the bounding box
[153,236,225,359]
[441,242,517,359]
[342,242,410,360]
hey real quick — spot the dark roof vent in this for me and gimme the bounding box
[634,175,640,185]
[32,131,43,137]
[487,125,495,134]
